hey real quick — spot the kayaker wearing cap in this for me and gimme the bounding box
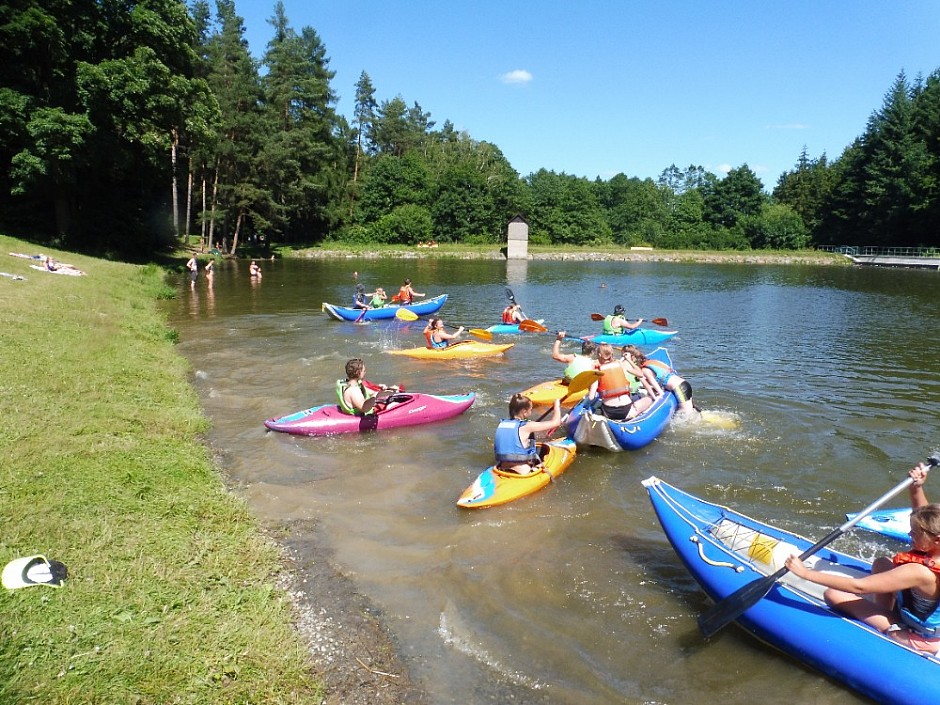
[603,304,643,335]
[352,283,372,309]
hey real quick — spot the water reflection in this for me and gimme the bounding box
[165,259,940,705]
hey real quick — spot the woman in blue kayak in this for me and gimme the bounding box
[494,394,561,475]
[785,462,940,653]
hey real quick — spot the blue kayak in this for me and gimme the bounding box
[485,319,544,335]
[322,294,447,322]
[564,347,678,451]
[643,476,940,705]
[584,328,677,346]
[846,507,912,542]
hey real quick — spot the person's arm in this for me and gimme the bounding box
[441,327,464,341]
[910,462,930,509]
[521,400,562,436]
[620,316,643,330]
[551,333,574,363]
[642,369,663,396]
[785,557,931,596]
[411,287,425,298]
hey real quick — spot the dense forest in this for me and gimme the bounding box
[1,0,939,258]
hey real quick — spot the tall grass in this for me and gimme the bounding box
[0,236,321,703]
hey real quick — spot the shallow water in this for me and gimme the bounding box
[167,257,940,705]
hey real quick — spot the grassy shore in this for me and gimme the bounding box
[0,235,322,703]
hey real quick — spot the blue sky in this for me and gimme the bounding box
[233,1,940,189]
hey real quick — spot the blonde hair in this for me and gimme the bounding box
[911,504,940,537]
[597,343,614,364]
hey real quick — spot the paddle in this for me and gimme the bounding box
[590,313,669,327]
[394,308,493,341]
[518,319,548,333]
[697,452,940,639]
[361,389,401,414]
[533,369,601,421]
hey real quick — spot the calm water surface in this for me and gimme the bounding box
[166,258,940,705]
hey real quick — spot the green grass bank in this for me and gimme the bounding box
[0,235,322,703]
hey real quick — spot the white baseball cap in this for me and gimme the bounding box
[2,555,68,590]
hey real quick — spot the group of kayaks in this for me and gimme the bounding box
[264,291,689,510]
[283,290,939,703]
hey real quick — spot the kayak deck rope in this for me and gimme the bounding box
[689,535,745,572]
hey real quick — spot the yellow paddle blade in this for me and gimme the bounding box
[468,328,494,341]
[564,369,602,398]
[395,308,419,321]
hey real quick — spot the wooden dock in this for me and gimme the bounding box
[847,254,940,269]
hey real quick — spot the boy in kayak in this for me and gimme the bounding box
[494,394,561,475]
[423,318,463,348]
[396,278,425,305]
[785,462,940,653]
[588,343,653,420]
[552,332,596,384]
[501,302,526,324]
[603,304,643,334]
[337,358,400,415]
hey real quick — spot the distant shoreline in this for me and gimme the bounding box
[288,246,848,266]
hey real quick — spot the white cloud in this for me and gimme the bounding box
[716,163,732,174]
[500,69,533,85]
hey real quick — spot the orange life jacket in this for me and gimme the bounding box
[501,306,515,324]
[596,362,631,400]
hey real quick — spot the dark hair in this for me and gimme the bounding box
[614,304,625,315]
[345,358,365,379]
[508,393,533,418]
[581,340,596,356]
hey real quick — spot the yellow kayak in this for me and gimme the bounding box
[387,341,513,360]
[456,439,578,509]
[520,378,589,406]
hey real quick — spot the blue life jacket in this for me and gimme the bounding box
[493,419,539,465]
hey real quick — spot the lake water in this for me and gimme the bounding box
[166,257,940,705]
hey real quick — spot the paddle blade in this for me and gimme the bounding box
[468,328,494,341]
[565,369,602,396]
[590,313,605,321]
[518,319,548,333]
[650,317,669,327]
[395,308,419,321]
[506,287,516,302]
[698,575,778,639]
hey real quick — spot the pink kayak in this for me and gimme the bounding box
[264,392,475,435]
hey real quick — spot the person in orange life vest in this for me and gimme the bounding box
[587,343,654,421]
[397,278,425,305]
[423,317,463,348]
[622,345,697,414]
[786,462,940,653]
[501,302,525,324]
[336,358,400,415]
[493,394,561,475]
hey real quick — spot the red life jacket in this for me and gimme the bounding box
[894,550,940,573]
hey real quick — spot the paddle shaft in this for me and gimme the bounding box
[590,313,668,327]
[698,454,940,639]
